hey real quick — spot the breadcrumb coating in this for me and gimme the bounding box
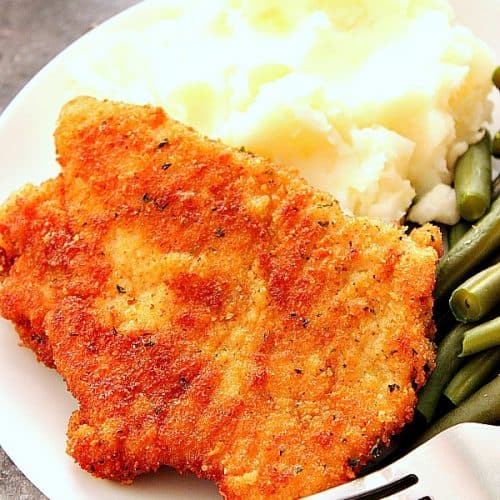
[0,97,441,499]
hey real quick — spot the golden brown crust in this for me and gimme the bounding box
[0,97,441,499]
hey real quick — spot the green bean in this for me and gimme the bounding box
[448,220,470,249]
[444,347,500,405]
[492,132,500,159]
[416,323,470,423]
[434,195,500,302]
[461,316,500,356]
[491,66,500,89]
[449,262,500,322]
[493,66,500,90]
[486,253,500,267]
[493,172,500,200]
[454,132,492,221]
[445,175,499,259]
[414,375,500,446]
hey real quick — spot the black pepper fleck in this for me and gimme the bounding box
[215,227,225,237]
[116,284,127,294]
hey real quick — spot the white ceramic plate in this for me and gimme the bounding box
[0,1,498,499]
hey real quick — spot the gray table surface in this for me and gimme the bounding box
[0,2,139,497]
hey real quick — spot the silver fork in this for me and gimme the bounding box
[307,423,500,500]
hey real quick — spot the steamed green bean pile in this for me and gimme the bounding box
[413,70,500,443]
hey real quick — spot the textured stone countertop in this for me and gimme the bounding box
[0,2,138,497]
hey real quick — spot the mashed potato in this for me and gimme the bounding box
[66,0,494,223]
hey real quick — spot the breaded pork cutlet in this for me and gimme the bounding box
[0,97,441,499]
